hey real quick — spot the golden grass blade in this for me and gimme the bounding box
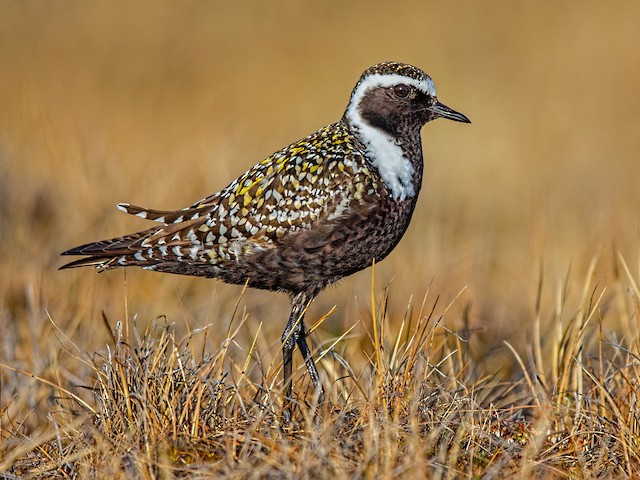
[0,363,96,414]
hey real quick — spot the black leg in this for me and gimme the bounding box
[281,293,307,413]
[282,331,295,404]
[296,326,325,404]
[281,336,294,424]
[281,292,324,417]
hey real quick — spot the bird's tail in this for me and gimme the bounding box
[61,197,221,271]
[59,228,162,271]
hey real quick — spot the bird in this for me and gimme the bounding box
[61,61,470,411]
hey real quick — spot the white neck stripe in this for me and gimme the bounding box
[346,74,435,201]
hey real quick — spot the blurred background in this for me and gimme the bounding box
[1,1,639,379]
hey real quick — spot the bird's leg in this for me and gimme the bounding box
[296,321,325,404]
[281,294,306,407]
[281,292,324,417]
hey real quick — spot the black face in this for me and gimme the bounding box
[356,82,470,137]
[357,84,437,137]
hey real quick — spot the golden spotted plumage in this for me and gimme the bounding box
[112,122,381,268]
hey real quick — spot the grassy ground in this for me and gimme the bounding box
[2,1,640,477]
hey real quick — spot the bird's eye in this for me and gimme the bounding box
[393,84,411,98]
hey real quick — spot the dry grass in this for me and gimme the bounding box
[4,266,640,478]
[2,1,640,478]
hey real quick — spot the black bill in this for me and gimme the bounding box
[428,101,471,123]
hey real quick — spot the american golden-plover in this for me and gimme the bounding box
[61,61,470,409]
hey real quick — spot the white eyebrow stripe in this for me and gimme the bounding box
[351,73,436,99]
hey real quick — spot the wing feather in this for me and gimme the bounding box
[60,122,383,273]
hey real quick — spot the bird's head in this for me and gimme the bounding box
[345,61,470,137]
